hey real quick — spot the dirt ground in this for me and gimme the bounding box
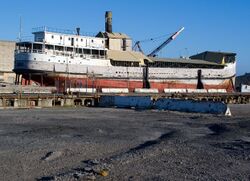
[0,104,249,181]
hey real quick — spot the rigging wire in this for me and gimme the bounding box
[135,32,174,44]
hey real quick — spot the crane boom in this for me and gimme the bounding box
[148,27,184,57]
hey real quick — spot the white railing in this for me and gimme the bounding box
[32,26,97,37]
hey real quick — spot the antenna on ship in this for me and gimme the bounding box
[18,15,22,42]
[76,27,80,35]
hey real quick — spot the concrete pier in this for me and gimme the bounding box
[0,92,249,109]
[0,94,96,109]
[64,98,74,107]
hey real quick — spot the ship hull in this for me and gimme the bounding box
[19,72,234,93]
[14,53,236,93]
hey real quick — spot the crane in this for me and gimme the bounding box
[148,27,184,57]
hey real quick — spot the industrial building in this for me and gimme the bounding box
[236,73,250,92]
[0,40,16,84]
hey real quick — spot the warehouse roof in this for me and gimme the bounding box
[201,51,236,55]
[107,50,151,63]
[190,51,237,58]
[96,32,131,39]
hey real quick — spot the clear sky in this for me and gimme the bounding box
[0,0,249,75]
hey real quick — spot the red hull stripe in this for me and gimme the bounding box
[21,75,234,93]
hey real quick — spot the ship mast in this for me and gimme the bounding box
[18,16,22,42]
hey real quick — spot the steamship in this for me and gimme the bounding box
[14,12,236,93]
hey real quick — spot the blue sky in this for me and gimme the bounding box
[0,0,249,75]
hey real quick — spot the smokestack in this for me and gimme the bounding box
[76,27,80,35]
[105,11,112,33]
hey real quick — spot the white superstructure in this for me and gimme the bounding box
[33,27,105,49]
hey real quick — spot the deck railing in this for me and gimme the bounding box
[32,26,96,37]
[15,49,107,59]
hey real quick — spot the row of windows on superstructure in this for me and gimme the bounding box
[110,60,224,69]
[51,35,104,43]
[31,44,105,56]
[114,71,189,76]
[224,56,235,63]
[16,43,106,59]
[148,62,224,69]
[45,44,106,56]
[110,60,140,67]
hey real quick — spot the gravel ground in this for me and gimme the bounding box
[0,104,249,181]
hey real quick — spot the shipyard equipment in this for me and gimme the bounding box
[148,27,184,57]
[133,41,144,54]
